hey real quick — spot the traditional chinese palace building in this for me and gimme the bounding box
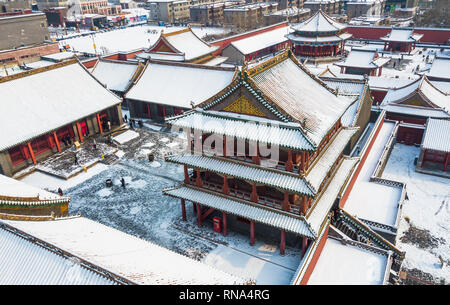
[287,10,352,60]
[0,174,70,219]
[0,59,123,177]
[335,49,390,76]
[380,28,423,53]
[163,50,367,260]
[137,27,223,65]
[380,76,450,145]
[417,118,450,174]
[124,60,236,123]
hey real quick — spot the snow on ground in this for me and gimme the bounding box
[344,122,401,226]
[304,44,444,81]
[17,127,300,284]
[307,238,388,285]
[383,144,450,283]
[59,25,229,55]
[113,130,140,145]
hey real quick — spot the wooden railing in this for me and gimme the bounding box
[190,177,301,216]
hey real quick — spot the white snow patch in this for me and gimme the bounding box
[113,130,140,145]
[97,188,113,198]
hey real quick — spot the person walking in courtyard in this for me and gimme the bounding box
[73,154,78,165]
[58,188,63,196]
[124,114,128,123]
[121,177,126,189]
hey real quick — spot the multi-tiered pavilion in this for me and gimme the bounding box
[287,10,352,59]
[163,50,360,258]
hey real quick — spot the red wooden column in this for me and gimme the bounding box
[421,149,427,168]
[302,195,308,215]
[184,165,190,184]
[27,142,36,164]
[96,113,103,134]
[195,169,202,187]
[53,132,61,152]
[147,103,152,120]
[443,152,449,172]
[250,183,258,202]
[280,230,286,255]
[162,105,166,118]
[181,199,187,221]
[250,220,255,246]
[222,175,229,195]
[286,149,293,172]
[282,191,290,211]
[301,237,308,257]
[300,151,306,173]
[222,212,228,236]
[196,203,202,227]
[76,122,83,143]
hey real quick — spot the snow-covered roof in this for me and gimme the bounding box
[0,61,121,152]
[291,10,347,33]
[3,217,246,285]
[0,223,117,285]
[430,80,450,95]
[305,128,358,192]
[167,109,314,151]
[343,122,403,226]
[380,28,423,42]
[287,32,352,44]
[322,77,365,96]
[91,59,140,93]
[41,51,76,62]
[426,57,450,80]
[382,104,450,119]
[382,76,450,112]
[0,175,68,204]
[368,76,417,91]
[164,185,315,238]
[321,78,367,127]
[307,237,388,285]
[148,28,219,62]
[422,118,450,153]
[228,26,293,55]
[251,57,352,145]
[167,154,314,196]
[125,61,235,108]
[336,49,389,69]
[307,157,358,234]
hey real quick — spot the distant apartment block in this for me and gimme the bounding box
[1,0,30,12]
[148,0,218,23]
[303,0,344,15]
[190,1,244,26]
[346,0,386,19]
[223,2,278,31]
[264,6,310,25]
[0,12,50,50]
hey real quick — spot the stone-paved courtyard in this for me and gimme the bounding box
[19,126,302,284]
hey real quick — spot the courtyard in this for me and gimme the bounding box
[19,126,302,285]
